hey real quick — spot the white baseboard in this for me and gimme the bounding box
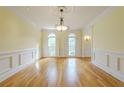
[42,56,86,58]
[0,60,35,82]
[0,48,38,82]
[92,61,124,82]
[92,49,124,82]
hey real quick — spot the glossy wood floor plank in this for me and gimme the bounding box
[0,58,124,87]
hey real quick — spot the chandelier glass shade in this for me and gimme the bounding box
[56,25,68,31]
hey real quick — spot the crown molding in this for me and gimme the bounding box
[5,6,38,29]
[84,6,118,29]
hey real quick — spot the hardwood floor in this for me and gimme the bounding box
[0,57,124,87]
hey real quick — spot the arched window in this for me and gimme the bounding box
[68,33,76,56]
[48,33,56,56]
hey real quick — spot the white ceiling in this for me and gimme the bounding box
[8,6,109,31]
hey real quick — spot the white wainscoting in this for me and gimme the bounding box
[92,49,124,82]
[0,48,38,82]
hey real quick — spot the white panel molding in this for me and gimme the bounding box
[0,56,12,74]
[0,48,38,82]
[92,49,124,82]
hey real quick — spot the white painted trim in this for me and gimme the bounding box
[0,48,38,82]
[42,56,85,58]
[5,7,37,28]
[0,60,36,82]
[94,49,124,56]
[85,6,117,28]
[92,61,124,82]
[92,49,124,82]
[0,48,36,55]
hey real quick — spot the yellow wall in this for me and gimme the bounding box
[0,7,41,54]
[93,7,124,52]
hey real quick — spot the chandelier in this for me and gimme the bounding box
[56,7,69,31]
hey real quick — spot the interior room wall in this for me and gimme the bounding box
[42,30,83,57]
[0,7,42,58]
[92,7,124,82]
[0,7,43,81]
[93,7,124,52]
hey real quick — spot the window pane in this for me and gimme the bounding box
[48,35,56,56]
[69,37,75,56]
[48,38,55,46]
